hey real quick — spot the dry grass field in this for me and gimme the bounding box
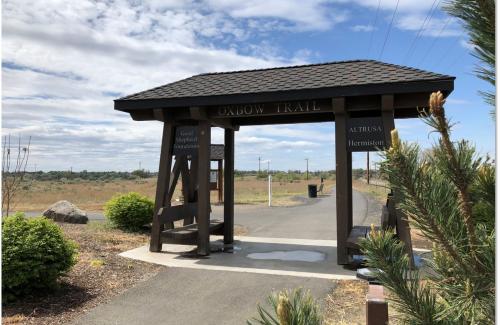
[352,178,390,203]
[12,176,335,212]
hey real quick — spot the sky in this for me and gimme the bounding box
[2,0,495,172]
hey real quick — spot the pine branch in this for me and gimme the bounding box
[384,131,471,273]
[426,92,479,266]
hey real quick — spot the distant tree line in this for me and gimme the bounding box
[15,168,380,183]
[16,169,156,182]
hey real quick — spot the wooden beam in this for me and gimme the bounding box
[158,203,197,224]
[333,97,351,265]
[210,119,240,131]
[381,94,395,145]
[167,157,182,207]
[180,157,193,225]
[197,120,211,255]
[190,106,208,120]
[150,122,175,252]
[223,128,235,244]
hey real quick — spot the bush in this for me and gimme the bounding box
[104,192,154,231]
[247,288,322,325]
[2,213,78,301]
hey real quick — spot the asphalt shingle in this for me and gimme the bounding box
[117,60,453,102]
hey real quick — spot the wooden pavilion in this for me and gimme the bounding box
[115,60,454,264]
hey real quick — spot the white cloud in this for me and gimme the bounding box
[396,15,460,37]
[351,24,374,32]
[2,0,347,171]
[2,0,468,171]
[204,0,349,31]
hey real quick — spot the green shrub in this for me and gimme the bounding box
[2,213,78,301]
[104,192,154,231]
[247,288,322,325]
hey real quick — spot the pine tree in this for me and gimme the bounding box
[443,0,495,111]
[361,91,495,324]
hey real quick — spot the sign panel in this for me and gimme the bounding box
[347,117,386,152]
[173,126,198,157]
[210,99,332,118]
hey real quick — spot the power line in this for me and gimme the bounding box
[418,16,452,67]
[402,0,440,64]
[367,0,382,57]
[433,38,458,69]
[378,0,401,61]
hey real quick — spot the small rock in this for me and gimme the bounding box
[43,200,88,224]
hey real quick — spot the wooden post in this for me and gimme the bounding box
[197,120,211,255]
[218,159,223,203]
[381,94,395,145]
[366,285,389,325]
[223,128,235,244]
[366,152,370,184]
[333,97,352,264]
[150,122,175,252]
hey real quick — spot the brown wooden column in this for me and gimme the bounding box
[218,159,223,203]
[197,120,211,255]
[381,94,395,144]
[150,122,175,252]
[333,97,352,265]
[223,128,235,244]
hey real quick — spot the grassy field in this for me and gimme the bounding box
[12,176,335,212]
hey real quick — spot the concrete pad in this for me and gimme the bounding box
[119,236,356,280]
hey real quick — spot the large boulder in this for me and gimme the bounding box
[43,200,88,224]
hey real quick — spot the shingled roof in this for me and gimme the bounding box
[115,60,454,111]
[210,144,224,160]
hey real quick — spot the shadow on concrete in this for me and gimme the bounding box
[120,236,356,280]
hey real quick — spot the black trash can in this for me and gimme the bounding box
[308,184,317,198]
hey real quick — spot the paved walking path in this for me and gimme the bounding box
[72,189,381,324]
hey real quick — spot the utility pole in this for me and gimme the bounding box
[258,157,261,173]
[267,160,270,174]
[305,158,309,180]
[366,152,370,184]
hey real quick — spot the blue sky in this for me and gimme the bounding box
[2,0,494,172]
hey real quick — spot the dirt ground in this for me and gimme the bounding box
[12,176,334,212]
[2,222,164,325]
[324,280,368,325]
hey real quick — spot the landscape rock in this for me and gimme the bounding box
[43,200,88,224]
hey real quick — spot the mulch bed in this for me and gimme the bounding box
[2,222,164,325]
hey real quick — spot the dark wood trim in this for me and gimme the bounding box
[381,94,395,145]
[115,79,454,111]
[197,120,211,255]
[333,97,351,264]
[190,106,208,120]
[150,122,175,252]
[223,128,235,244]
